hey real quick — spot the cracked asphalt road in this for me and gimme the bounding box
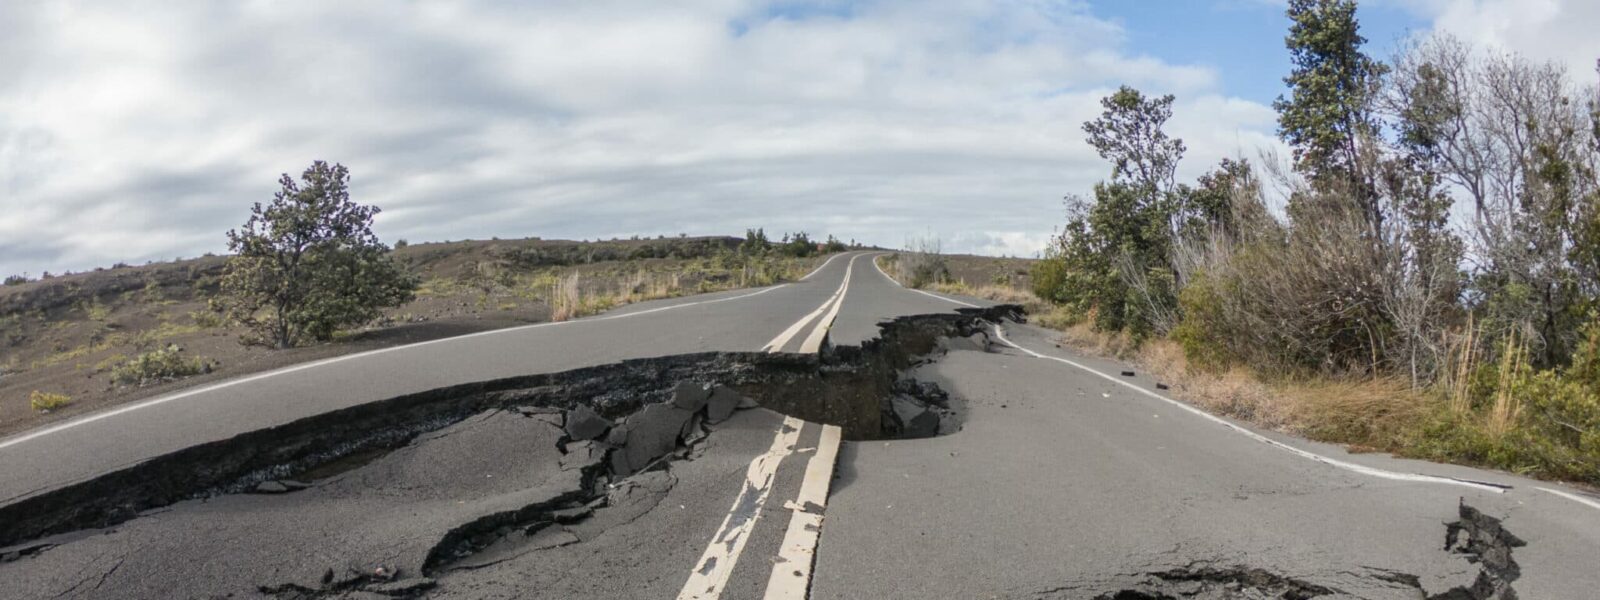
[3,250,1600,599]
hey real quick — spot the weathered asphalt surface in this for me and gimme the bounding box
[3,249,1600,599]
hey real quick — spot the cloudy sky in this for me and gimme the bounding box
[2,0,1597,277]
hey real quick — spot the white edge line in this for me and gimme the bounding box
[868,253,980,308]
[991,325,1507,494]
[0,284,790,451]
[801,252,848,281]
[1538,487,1600,512]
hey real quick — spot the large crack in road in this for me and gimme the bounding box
[0,306,1016,599]
[0,305,1538,599]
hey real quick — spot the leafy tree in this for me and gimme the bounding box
[823,235,848,253]
[780,232,816,258]
[740,228,771,255]
[1275,0,1388,231]
[1034,86,1190,337]
[1176,158,1255,241]
[214,161,417,349]
[1083,86,1186,198]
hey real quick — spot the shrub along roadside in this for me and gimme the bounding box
[29,391,72,413]
[110,345,214,387]
[1047,317,1600,487]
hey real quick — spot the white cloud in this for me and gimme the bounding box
[1401,0,1600,81]
[0,0,1279,275]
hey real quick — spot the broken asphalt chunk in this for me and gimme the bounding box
[560,440,608,471]
[564,405,611,441]
[671,381,713,412]
[889,395,940,439]
[609,403,695,475]
[706,386,742,423]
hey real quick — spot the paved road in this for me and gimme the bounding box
[3,249,1599,599]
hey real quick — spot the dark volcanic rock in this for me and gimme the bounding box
[564,405,611,441]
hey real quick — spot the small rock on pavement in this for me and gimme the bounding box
[564,405,611,441]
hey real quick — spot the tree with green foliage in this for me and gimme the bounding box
[1032,86,1190,337]
[1275,0,1388,232]
[741,228,771,255]
[213,161,417,349]
[1083,86,1186,199]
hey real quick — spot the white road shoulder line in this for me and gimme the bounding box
[992,325,1507,494]
[801,252,848,281]
[869,253,980,308]
[0,284,790,451]
[764,424,842,599]
[678,417,806,600]
[1538,487,1600,512]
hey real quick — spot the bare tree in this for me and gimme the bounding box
[1389,34,1599,366]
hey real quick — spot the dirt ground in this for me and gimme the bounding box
[940,254,1036,290]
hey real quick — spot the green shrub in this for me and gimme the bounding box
[30,391,72,412]
[111,345,212,386]
[190,309,225,329]
[1172,271,1234,373]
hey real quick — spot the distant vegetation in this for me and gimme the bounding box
[1029,0,1600,484]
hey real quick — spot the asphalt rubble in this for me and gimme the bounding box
[1038,502,1525,600]
[0,305,1017,599]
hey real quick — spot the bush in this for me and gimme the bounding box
[213,161,417,348]
[3,274,28,286]
[893,235,949,288]
[1172,270,1236,373]
[111,345,212,386]
[30,391,72,412]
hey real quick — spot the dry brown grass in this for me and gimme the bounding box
[1047,321,1428,447]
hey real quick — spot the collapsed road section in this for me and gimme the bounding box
[0,305,1019,599]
